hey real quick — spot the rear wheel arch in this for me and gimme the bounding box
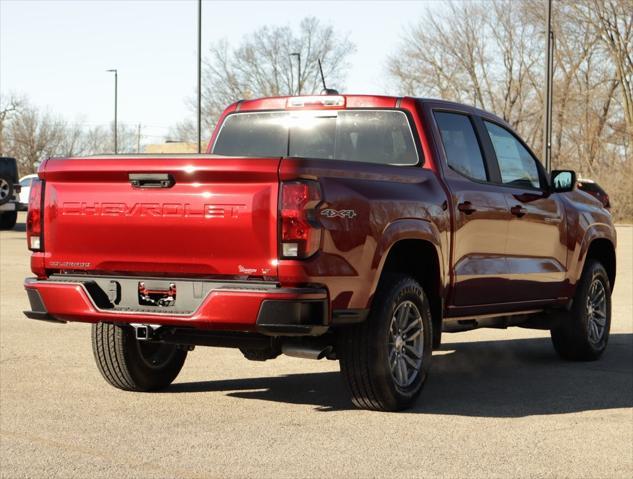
[372,237,443,348]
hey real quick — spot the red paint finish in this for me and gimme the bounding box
[37,156,280,279]
[26,280,325,330]
[277,156,449,309]
[25,94,616,332]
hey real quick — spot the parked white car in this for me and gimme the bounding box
[18,174,37,210]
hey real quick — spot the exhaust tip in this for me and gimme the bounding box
[281,342,333,360]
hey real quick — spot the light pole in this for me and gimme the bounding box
[197,0,202,153]
[106,69,118,154]
[543,0,554,172]
[290,52,301,95]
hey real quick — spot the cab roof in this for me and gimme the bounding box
[229,94,504,123]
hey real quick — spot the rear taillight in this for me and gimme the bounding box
[279,181,321,258]
[27,178,43,251]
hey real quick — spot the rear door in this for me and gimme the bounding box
[432,110,513,310]
[480,119,567,302]
[41,156,280,279]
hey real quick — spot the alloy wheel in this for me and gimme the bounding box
[586,278,607,345]
[388,300,424,388]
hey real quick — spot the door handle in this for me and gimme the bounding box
[457,201,477,215]
[510,205,527,217]
[129,173,174,188]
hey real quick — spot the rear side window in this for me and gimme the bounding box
[484,121,541,189]
[213,110,418,166]
[20,178,33,188]
[434,112,487,181]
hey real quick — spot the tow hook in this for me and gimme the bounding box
[130,323,161,341]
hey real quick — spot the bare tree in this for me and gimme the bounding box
[78,123,138,155]
[1,95,141,173]
[574,0,633,136]
[4,104,67,172]
[0,93,25,155]
[388,0,632,221]
[170,17,355,143]
[388,1,541,136]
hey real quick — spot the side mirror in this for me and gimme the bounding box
[551,170,576,193]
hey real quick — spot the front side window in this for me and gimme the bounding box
[434,112,488,181]
[213,110,418,166]
[484,121,541,189]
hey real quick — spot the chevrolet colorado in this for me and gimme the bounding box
[24,95,617,411]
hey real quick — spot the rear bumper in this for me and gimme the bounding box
[24,277,329,336]
[0,201,17,212]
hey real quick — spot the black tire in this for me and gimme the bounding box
[91,323,187,391]
[0,174,14,206]
[338,274,433,411]
[551,259,611,361]
[0,211,17,230]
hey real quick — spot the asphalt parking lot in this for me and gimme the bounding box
[1,213,631,478]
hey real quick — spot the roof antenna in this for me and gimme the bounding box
[318,59,339,95]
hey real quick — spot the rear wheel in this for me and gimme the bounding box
[551,260,611,361]
[0,211,17,230]
[91,323,187,391]
[338,274,432,411]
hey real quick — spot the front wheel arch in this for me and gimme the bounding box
[584,238,616,289]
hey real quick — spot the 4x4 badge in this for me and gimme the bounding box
[321,208,357,219]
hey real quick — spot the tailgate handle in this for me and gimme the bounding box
[129,173,174,188]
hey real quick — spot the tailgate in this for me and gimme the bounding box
[40,156,280,278]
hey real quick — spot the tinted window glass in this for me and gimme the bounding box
[434,112,487,181]
[213,112,287,157]
[213,110,418,165]
[332,111,417,165]
[289,114,337,159]
[20,178,33,188]
[484,121,541,189]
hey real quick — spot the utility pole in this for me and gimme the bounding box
[543,0,554,172]
[137,123,141,153]
[290,53,301,95]
[106,69,118,154]
[197,0,202,153]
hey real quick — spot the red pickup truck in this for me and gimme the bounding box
[24,95,616,411]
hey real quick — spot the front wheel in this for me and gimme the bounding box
[91,323,187,391]
[338,274,433,411]
[550,260,612,361]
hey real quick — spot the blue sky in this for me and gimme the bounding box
[1,0,443,141]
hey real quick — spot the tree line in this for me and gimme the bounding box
[1,4,630,220]
[0,95,141,172]
[388,0,631,220]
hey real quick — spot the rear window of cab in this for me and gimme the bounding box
[212,110,419,166]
